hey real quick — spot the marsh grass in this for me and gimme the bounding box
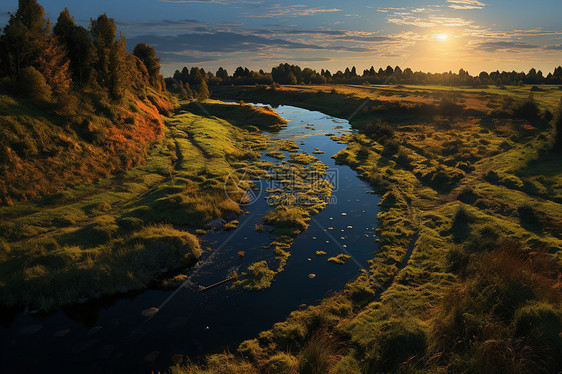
[172,84,562,373]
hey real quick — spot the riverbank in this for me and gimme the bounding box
[0,100,283,311]
[174,85,562,372]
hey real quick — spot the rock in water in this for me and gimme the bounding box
[208,219,226,230]
[141,307,159,317]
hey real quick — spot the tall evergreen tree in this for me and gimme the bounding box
[54,8,93,84]
[133,43,162,90]
[90,14,127,100]
[1,0,51,78]
[197,79,210,100]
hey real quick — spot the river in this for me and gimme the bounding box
[0,104,380,373]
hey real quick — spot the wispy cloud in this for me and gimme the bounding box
[244,5,341,17]
[446,0,486,10]
[544,44,562,50]
[478,41,539,52]
[388,15,472,27]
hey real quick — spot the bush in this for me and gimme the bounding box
[439,96,464,116]
[265,353,298,374]
[517,204,542,231]
[364,319,427,373]
[363,120,394,140]
[381,138,400,157]
[450,205,474,242]
[512,97,540,120]
[19,67,52,102]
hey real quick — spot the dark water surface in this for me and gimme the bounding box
[0,105,380,373]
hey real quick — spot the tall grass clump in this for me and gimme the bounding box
[431,241,561,373]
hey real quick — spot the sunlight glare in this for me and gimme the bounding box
[436,33,449,41]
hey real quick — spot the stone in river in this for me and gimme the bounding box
[141,307,159,317]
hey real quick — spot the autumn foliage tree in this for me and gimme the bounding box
[0,0,165,107]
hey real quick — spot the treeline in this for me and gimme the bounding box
[0,0,165,109]
[0,0,170,204]
[169,63,562,88]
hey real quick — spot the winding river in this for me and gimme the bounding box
[0,105,380,373]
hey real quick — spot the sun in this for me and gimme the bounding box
[436,33,449,41]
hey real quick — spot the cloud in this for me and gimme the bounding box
[388,15,472,27]
[158,52,221,64]
[446,0,486,10]
[244,5,341,17]
[127,31,324,55]
[159,0,259,3]
[544,44,562,50]
[477,41,539,52]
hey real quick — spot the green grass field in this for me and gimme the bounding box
[177,83,562,373]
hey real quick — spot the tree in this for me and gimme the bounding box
[54,8,93,84]
[216,67,228,80]
[197,79,210,100]
[90,14,128,100]
[35,35,71,96]
[133,43,162,89]
[1,0,51,78]
[19,66,51,102]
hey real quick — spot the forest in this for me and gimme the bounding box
[170,63,562,89]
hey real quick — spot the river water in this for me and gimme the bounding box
[0,105,380,373]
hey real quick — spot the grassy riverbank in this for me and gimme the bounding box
[173,84,562,373]
[0,100,281,310]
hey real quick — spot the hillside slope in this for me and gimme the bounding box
[0,90,171,205]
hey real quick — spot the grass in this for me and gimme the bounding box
[176,83,562,373]
[327,254,351,264]
[233,260,276,290]
[0,100,278,310]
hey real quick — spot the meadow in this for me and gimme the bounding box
[174,83,562,373]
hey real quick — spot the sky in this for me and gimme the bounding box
[1,0,561,77]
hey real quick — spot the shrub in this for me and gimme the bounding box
[265,353,298,374]
[439,96,464,116]
[512,96,540,120]
[450,205,474,242]
[381,138,400,157]
[19,67,52,102]
[363,120,394,140]
[517,204,542,231]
